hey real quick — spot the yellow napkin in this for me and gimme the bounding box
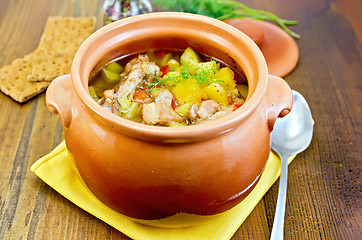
[31,141,296,240]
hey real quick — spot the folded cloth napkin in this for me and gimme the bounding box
[31,141,296,240]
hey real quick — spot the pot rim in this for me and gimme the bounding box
[71,12,268,142]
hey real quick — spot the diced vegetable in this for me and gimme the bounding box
[162,71,181,87]
[175,103,192,117]
[133,91,150,103]
[235,98,246,105]
[146,51,173,67]
[122,102,141,122]
[229,88,240,97]
[118,98,132,111]
[105,61,124,74]
[169,122,187,127]
[167,59,180,71]
[213,67,236,91]
[180,47,201,74]
[88,86,99,101]
[154,50,169,58]
[90,47,249,126]
[233,103,243,111]
[237,84,248,99]
[160,65,170,76]
[146,51,162,66]
[150,87,163,97]
[159,53,173,66]
[102,68,121,84]
[197,60,219,74]
[172,78,202,105]
[203,83,229,106]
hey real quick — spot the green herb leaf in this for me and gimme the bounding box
[153,0,300,39]
[144,59,223,92]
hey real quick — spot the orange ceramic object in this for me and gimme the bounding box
[46,13,292,220]
[223,18,299,77]
[223,18,265,46]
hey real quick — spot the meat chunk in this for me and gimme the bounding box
[155,89,174,107]
[103,89,115,99]
[188,103,199,120]
[157,101,183,125]
[208,110,231,120]
[103,99,118,114]
[96,89,120,114]
[142,102,159,125]
[142,101,183,125]
[197,100,220,119]
[145,64,160,82]
[115,55,160,99]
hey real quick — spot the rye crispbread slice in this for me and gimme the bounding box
[28,16,96,81]
[0,16,95,103]
[0,54,50,103]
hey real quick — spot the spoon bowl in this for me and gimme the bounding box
[270,90,313,239]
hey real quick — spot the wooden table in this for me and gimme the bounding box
[0,0,360,239]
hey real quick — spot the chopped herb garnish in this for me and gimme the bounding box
[144,59,224,93]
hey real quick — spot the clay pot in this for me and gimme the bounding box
[46,13,292,221]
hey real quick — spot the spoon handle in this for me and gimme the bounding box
[270,154,289,240]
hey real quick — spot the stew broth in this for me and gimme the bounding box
[89,48,248,126]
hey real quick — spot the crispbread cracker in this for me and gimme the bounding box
[0,54,49,102]
[28,16,96,81]
[0,16,95,103]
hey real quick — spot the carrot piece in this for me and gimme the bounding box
[160,65,170,76]
[233,103,242,111]
[133,91,150,103]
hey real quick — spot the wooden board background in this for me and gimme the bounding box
[0,0,361,239]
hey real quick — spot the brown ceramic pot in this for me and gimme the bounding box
[46,12,292,221]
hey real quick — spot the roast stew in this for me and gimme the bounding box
[88,47,248,126]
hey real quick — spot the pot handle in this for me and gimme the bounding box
[265,75,293,131]
[46,74,73,129]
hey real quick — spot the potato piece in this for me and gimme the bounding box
[180,47,201,74]
[105,62,124,74]
[197,61,219,74]
[146,51,173,67]
[203,83,229,106]
[237,84,248,99]
[162,71,181,87]
[213,67,236,91]
[167,59,180,71]
[159,53,173,66]
[171,78,202,105]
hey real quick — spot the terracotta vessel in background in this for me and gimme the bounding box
[46,13,292,223]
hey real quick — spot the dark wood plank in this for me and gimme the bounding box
[0,0,113,239]
[0,0,360,239]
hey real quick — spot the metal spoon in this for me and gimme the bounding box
[270,90,313,240]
